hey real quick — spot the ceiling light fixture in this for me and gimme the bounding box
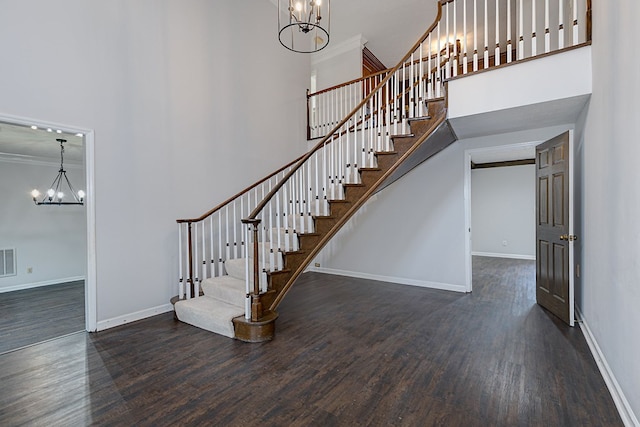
[31,138,85,206]
[278,0,330,53]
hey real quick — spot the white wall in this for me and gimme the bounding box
[311,35,364,91]
[578,0,640,423]
[0,0,309,327]
[0,159,86,291]
[314,124,572,292]
[471,165,535,259]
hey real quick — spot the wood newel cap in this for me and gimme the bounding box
[241,218,262,225]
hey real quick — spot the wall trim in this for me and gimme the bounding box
[0,152,83,168]
[311,34,367,65]
[309,266,467,293]
[96,304,174,332]
[471,251,536,260]
[0,276,85,293]
[576,307,639,427]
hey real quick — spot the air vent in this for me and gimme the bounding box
[0,248,16,277]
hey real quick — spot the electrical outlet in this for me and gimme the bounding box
[27,267,33,274]
[314,262,321,267]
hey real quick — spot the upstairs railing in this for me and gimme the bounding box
[308,0,592,140]
[176,0,591,324]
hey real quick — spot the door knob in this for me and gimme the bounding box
[560,234,577,241]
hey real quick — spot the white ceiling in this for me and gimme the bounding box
[327,0,438,66]
[0,121,84,165]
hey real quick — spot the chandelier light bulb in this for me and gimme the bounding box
[295,2,302,11]
[31,138,84,206]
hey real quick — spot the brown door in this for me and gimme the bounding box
[536,131,575,326]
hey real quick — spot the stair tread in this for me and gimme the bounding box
[201,275,246,306]
[375,151,398,155]
[407,116,432,122]
[343,183,365,187]
[389,133,415,138]
[174,296,244,338]
[359,167,381,171]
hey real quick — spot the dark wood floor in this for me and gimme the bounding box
[0,281,85,354]
[0,258,621,426]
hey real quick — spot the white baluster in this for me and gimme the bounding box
[201,219,206,281]
[532,0,537,56]
[453,1,458,77]
[194,222,199,298]
[446,3,451,79]
[225,205,230,261]
[507,0,513,63]
[419,42,424,117]
[233,200,238,259]
[437,23,442,97]
[484,0,489,68]
[218,213,222,275]
[178,224,184,299]
[495,0,500,66]
[473,0,478,71]
[463,0,468,74]
[558,0,565,49]
[572,0,578,45]
[518,0,524,59]
[544,0,550,53]
[262,215,268,293]
[268,180,275,272]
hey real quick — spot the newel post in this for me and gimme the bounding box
[242,218,263,321]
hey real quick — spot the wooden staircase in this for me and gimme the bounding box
[174,0,590,342]
[232,99,456,341]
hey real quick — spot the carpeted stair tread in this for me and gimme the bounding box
[174,296,244,338]
[201,275,245,307]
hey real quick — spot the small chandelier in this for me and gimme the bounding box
[278,0,330,53]
[31,138,85,206]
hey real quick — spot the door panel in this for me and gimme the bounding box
[536,131,574,326]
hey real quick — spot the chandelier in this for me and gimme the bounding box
[31,138,85,206]
[278,0,330,53]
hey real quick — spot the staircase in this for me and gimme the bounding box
[173,0,591,341]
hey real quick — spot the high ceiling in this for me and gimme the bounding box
[326,0,438,67]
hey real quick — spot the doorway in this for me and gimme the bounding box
[464,141,539,292]
[0,113,96,353]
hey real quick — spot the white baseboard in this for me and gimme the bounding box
[96,303,174,332]
[472,251,536,260]
[576,307,639,427]
[308,267,467,293]
[0,276,85,293]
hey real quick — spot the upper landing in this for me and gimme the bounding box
[447,45,592,139]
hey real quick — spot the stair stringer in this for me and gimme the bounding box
[254,99,457,316]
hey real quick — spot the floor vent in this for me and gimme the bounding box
[0,248,16,277]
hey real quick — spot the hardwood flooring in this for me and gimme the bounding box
[0,258,622,426]
[0,281,85,354]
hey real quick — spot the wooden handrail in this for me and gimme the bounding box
[307,45,459,98]
[308,69,391,98]
[176,153,305,224]
[248,1,446,221]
